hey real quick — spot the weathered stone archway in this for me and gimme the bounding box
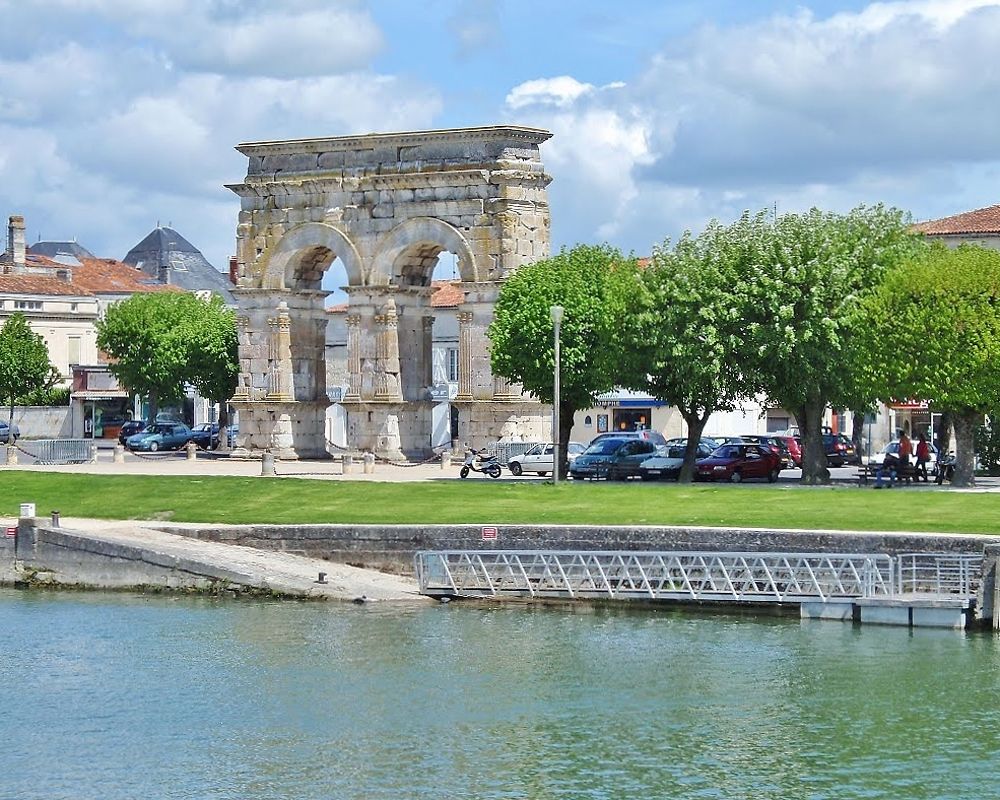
[227,126,553,460]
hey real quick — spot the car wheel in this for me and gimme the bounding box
[729,470,742,483]
[768,468,779,483]
[509,461,523,476]
[149,441,159,452]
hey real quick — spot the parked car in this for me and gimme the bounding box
[695,443,782,483]
[738,435,794,469]
[823,433,861,467]
[0,420,20,443]
[590,429,668,448]
[507,441,585,476]
[771,434,803,467]
[569,437,659,480]
[117,420,148,445]
[126,422,194,452]
[638,441,716,481]
[189,423,221,450]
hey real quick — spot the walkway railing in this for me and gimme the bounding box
[895,553,982,597]
[414,550,898,602]
[15,439,93,465]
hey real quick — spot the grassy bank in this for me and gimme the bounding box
[3,472,1000,534]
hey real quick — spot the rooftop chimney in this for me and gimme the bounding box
[7,215,26,273]
[229,255,239,285]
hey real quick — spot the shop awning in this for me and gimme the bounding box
[71,390,130,400]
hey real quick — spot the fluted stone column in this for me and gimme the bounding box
[374,298,402,401]
[234,315,251,400]
[345,314,361,401]
[456,310,474,401]
[266,301,294,401]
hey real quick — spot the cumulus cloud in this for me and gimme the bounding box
[0,1,441,270]
[506,0,1000,255]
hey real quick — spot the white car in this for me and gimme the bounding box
[638,441,716,481]
[870,440,937,472]
[507,441,586,476]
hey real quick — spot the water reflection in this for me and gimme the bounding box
[2,590,999,799]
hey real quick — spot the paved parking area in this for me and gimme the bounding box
[6,444,999,489]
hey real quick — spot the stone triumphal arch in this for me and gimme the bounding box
[227,126,554,459]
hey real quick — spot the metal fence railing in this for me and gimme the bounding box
[483,442,541,466]
[16,439,94,465]
[895,553,982,597]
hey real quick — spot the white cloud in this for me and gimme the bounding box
[505,0,1000,256]
[506,76,597,109]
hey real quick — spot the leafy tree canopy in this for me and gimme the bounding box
[0,312,59,428]
[620,213,767,480]
[96,292,238,418]
[744,205,924,483]
[489,244,640,476]
[854,244,1000,485]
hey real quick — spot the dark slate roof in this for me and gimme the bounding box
[28,240,96,262]
[122,226,234,303]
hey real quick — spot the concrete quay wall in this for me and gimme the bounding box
[159,522,999,574]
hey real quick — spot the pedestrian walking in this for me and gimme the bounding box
[915,433,931,482]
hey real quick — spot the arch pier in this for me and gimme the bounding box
[226,126,554,460]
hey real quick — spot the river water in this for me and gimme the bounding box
[3,588,999,799]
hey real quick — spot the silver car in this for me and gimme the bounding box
[0,420,20,443]
[507,441,586,476]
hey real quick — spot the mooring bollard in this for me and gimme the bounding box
[441,451,451,470]
[261,451,276,476]
[363,452,375,474]
[316,572,328,584]
[50,511,60,528]
[342,454,354,474]
[113,443,125,464]
[186,441,197,461]
[6,446,17,465]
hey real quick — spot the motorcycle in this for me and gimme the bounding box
[935,452,956,484]
[460,448,502,479]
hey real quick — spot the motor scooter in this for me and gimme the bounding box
[460,448,502,479]
[935,452,956,484]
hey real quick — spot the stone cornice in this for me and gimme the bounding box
[236,125,552,157]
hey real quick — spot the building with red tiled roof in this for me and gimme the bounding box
[913,204,1000,250]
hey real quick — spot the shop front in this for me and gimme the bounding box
[70,366,135,439]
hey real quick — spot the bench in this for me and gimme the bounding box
[857,462,924,486]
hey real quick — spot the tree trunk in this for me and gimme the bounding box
[797,400,831,485]
[148,391,159,421]
[678,410,709,483]
[850,410,865,461]
[937,412,954,455]
[556,400,575,481]
[952,408,979,487]
[217,401,230,451]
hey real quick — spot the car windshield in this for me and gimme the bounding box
[585,438,628,455]
[711,445,743,459]
[568,443,586,454]
[525,444,544,456]
[666,446,686,458]
[145,425,170,434]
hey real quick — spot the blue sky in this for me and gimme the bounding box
[1,0,998,277]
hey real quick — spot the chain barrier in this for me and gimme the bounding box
[325,438,450,468]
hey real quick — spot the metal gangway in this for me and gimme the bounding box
[415,550,906,603]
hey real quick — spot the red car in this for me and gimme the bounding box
[696,443,782,483]
[772,435,802,467]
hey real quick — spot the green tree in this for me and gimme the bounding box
[745,205,923,484]
[0,313,59,438]
[97,293,238,422]
[489,244,639,479]
[621,214,767,482]
[855,245,1000,486]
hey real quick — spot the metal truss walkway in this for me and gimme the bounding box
[414,550,981,605]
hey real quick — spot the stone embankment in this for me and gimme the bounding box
[0,517,425,602]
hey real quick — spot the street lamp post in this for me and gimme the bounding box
[550,305,564,485]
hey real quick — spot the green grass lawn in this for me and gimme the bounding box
[4,472,1000,533]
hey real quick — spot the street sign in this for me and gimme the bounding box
[481,526,498,541]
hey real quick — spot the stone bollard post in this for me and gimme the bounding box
[441,451,451,470]
[50,511,60,528]
[113,443,125,464]
[186,441,197,461]
[6,446,17,465]
[342,454,354,475]
[363,452,375,474]
[261,451,276,477]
